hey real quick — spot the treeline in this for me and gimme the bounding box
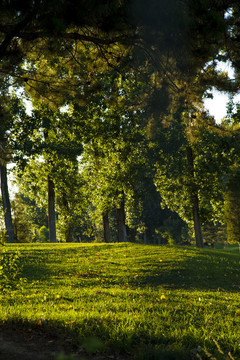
[1,0,240,247]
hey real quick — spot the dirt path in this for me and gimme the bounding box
[0,328,69,360]
[0,327,131,360]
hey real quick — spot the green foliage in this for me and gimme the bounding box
[38,226,49,243]
[6,2,236,248]
[11,192,48,243]
[0,247,25,291]
[159,216,191,245]
[3,0,240,249]
[154,113,227,229]
[224,167,240,244]
[0,229,7,245]
[73,66,166,242]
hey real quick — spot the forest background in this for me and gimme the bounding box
[1,0,240,248]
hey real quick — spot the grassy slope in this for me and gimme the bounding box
[1,242,240,359]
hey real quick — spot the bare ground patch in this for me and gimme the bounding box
[0,327,131,360]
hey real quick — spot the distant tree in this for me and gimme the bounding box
[76,66,154,243]
[12,192,48,243]
[224,167,240,246]
[153,102,233,247]
[12,194,34,243]
[11,101,90,243]
[10,103,58,243]
[102,212,111,243]
[0,100,15,243]
[0,163,14,243]
[38,226,49,243]
[219,99,240,246]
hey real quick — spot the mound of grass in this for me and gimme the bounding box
[0,243,240,359]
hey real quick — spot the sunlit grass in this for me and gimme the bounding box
[1,242,240,359]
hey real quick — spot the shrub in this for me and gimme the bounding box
[0,247,25,291]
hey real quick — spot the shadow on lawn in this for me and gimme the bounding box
[0,318,206,360]
[128,248,240,292]
[19,245,240,292]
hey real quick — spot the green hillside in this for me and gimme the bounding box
[1,243,240,359]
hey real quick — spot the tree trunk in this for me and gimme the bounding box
[65,227,72,243]
[186,146,203,248]
[192,193,204,248]
[116,196,127,242]
[103,211,111,243]
[143,233,148,244]
[0,163,14,243]
[48,175,57,243]
[62,193,72,242]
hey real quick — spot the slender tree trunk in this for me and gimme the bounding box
[103,211,111,243]
[62,193,72,242]
[116,196,127,242]
[48,175,57,243]
[0,163,14,243]
[186,146,203,248]
[44,128,57,243]
[192,193,204,248]
[65,226,72,243]
[143,233,148,244]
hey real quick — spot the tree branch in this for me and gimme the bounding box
[0,0,41,58]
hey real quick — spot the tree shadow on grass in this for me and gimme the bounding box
[22,263,55,281]
[0,318,213,360]
[128,248,240,292]
[19,245,116,282]
[19,245,240,292]
[1,315,239,360]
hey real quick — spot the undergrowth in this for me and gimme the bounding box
[0,246,26,292]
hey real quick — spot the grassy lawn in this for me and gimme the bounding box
[1,242,240,359]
